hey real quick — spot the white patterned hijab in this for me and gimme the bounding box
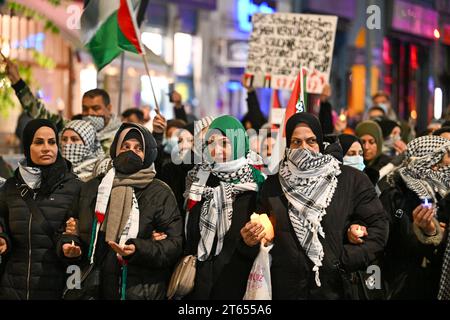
[279,147,341,287]
[61,120,104,167]
[391,136,450,202]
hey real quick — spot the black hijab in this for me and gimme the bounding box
[433,126,450,137]
[22,119,68,196]
[338,134,362,156]
[374,117,400,139]
[285,113,324,152]
[110,123,158,169]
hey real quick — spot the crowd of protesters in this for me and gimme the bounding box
[0,57,449,301]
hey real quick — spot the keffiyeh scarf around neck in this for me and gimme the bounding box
[279,148,341,287]
[97,115,122,142]
[18,159,41,190]
[185,152,264,261]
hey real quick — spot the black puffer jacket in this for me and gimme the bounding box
[0,169,82,300]
[256,165,389,300]
[77,177,183,300]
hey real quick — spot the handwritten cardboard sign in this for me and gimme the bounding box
[245,13,338,94]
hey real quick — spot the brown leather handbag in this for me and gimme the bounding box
[167,255,197,299]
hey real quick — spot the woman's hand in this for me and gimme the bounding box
[240,221,265,247]
[152,109,167,134]
[0,237,7,254]
[393,139,407,155]
[152,231,167,241]
[62,241,82,258]
[241,74,254,92]
[65,217,78,235]
[412,204,436,236]
[440,222,447,235]
[108,241,136,257]
[347,224,368,244]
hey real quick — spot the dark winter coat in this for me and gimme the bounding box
[256,165,389,300]
[319,100,334,135]
[76,177,183,300]
[184,175,259,300]
[159,161,193,218]
[0,169,82,300]
[379,173,448,300]
[367,153,393,171]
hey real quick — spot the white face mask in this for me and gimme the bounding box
[377,103,387,114]
[343,155,365,171]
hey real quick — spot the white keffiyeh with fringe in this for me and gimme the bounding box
[196,156,259,261]
[279,148,341,287]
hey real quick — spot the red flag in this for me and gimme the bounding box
[272,89,281,109]
[270,89,282,130]
[282,72,302,137]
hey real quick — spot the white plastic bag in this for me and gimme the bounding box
[243,242,273,300]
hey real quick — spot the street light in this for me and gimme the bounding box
[434,88,443,120]
[434,28,441,39]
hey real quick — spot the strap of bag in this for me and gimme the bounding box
[17,184,57,246]
[320,237,361,299]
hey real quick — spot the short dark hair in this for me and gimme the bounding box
[372,91,390,102]
[167,119,187,131]
[121,108,144,123]
[83,88,111,106]
[368,105,386,115]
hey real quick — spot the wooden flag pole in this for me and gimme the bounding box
[118,52,125,114]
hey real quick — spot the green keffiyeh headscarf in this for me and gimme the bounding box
[207,115,250,161]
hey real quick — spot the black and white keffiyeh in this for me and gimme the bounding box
[97,115,122,142]
[279,148,341,287]
[392,136,450,202]
[197,160,257,261]
[18,159,41,189]
[186,154,260,261]
[389,136,450,300]
[61,120,105,181]
[439,239,450,300]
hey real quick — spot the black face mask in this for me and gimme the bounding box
[113,150,144,174]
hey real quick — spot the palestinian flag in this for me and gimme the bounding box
[282,68,308,137]
[267,69,308,174]
[81,0,145,70]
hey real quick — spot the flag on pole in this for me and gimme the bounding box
[81,0,142,70]
[267,70,307,174]
[269,89,283,129]
[117,0,146,54]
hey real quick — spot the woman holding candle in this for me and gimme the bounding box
[379,135,450,299]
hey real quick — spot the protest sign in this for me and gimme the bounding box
[245,13,337,94]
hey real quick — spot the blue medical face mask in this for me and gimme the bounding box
[377,103,388,114]
[343,155,366,171]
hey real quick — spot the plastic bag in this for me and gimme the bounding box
[243,242,273,300]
